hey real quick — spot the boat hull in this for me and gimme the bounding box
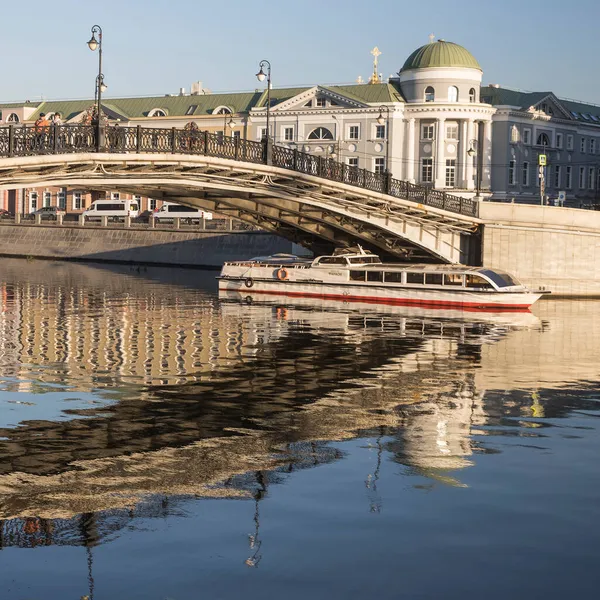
[218,278,541,311]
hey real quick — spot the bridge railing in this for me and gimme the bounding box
[0,124,479,218]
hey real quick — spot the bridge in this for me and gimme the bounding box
[0,124,481,263]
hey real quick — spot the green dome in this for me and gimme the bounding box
[401,40,481,72]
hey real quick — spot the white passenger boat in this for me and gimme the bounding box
[218,247,542,311]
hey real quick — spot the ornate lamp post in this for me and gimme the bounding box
[376,106,391,175]
[223,112,236,136]
[255,60,271,141]
[87,25,106,148]
[467,138,482,198]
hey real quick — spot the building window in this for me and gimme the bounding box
[308,127,334,140]
[421,158,433,183]
[589,167,595,190]
[214,107,232,115]
[522,161,530,186]
[567,135,574,151]
[233,130,241,141]
[283,126,294,141]
[536,132,550,147]
[523,129,531,145]
[57,188,66,210]
[216,131,224,143]
[29,192,38,212]
[148,108,167,117]
[553,165,561,188]
[591,139,596,154]
[347,157,358,168]
[556,133,563,149]
[469,88,477,103]
[566,166,572,188]
[185,105,198,116]
[576,166,584,188]
[258,127,267,141]
[7,113,19,123]
[43,191,52,207]
[510,126,519,143]
[445,159,456,187]
[424,86,435,102]
[149,198,157,211]
[581,137,586,153]
[446,123,458,140]
[73,192,83,210]
[374,157,385,174]
[375,125,386,139]
[111,192,120,201]
[448,86,459,103]
[421,124,434,140]
[348,125,360,140]
[316,97,327,108]
[508,160,516,185]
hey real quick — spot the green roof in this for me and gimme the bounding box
[401,40,481,72]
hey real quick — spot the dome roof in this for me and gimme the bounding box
[401,40,481,72]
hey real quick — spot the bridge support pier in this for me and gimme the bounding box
[124,216,131,228]
[79,214,85,227]
[35,214,42,225]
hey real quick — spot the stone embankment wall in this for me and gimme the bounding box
[480,203,600,296]
[0,223,304,268]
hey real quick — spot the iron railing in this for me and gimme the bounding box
[0,124,479,218]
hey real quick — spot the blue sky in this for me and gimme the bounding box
[2,0,599,104]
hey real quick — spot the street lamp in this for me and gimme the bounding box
[467,138,482,198]
[255,60,271,141]
[87,24,105,147]
[376,105,391,175]
[223,112,236,135]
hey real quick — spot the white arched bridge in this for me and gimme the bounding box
[0,124,482,262]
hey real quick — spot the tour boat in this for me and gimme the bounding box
[218,247,542,311]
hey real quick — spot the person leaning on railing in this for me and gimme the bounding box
[33,113,50,149]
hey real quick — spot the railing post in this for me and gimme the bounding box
[203,131,209,155]
[52,124,59,154]
[234,136,240,161]
[293,148,298,171]
[384,171,391,195]
[149,215,156,229]
[8,124,14,157]
[263,137,273,165]
[171,128,177,154]
[459,197,463,214]
[424,186,428,204]
[442,192,447,210]
[96,123,106,152]
[136,125,142,153]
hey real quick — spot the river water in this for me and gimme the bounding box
[0,258,599,599]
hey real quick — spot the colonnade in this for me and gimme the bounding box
[404,115,492,192]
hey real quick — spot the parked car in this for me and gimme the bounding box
[83,199,140,221]
[153,203,213,223]
[0,208,13,218]
[32,206,66,220]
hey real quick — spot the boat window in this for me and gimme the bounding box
[318,257,347,265]
[425,273,443,285]
[349,256,380,264]
[479,269,520,288]
[384,272,403,283]
[350,270,366,281]
[444,273,464,287]
[406,272,424,284]
[367,271,383,282]
[465,274,494,289]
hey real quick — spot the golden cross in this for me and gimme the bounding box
[370,47,382,84]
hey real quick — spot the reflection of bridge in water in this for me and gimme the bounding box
[1,261,600,552]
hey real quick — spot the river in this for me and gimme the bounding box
[0,258,599,599]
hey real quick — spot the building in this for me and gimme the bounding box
[1,39,599,212]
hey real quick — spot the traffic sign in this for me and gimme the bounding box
[538,154,547,166]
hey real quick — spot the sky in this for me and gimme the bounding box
[2,0,599,105]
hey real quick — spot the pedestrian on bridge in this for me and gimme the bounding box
[34,113,50,150]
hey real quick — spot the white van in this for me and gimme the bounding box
[153,203,213,223]
[83,199,140,221]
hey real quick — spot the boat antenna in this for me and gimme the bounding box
[357,244,365,254]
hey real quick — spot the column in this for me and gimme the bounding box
[460,120,468,187]
[406,118,416,183]
[434,117,446,188]
[466,119,475,190]
[482,119,493,190]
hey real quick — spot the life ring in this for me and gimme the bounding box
[276,268,289,281]
[244,278,254,288]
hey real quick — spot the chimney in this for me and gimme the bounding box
[191,81,203,95]
[179,87,186,96]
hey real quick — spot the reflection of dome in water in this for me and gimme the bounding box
[401,40,482,72]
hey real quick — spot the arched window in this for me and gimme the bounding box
[424,86,435,102]
[537,132,550,147]
[308,127,333,140]
[148,108,167,117]
[214,106,233,115]
[469,88,477,103]
[511,125,520,144]
[448,86,459,103]
[7,113,19,123]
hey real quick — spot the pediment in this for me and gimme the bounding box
[268,86,370,112]
[528,93,572,120]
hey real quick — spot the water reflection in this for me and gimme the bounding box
[0,259,599,562]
